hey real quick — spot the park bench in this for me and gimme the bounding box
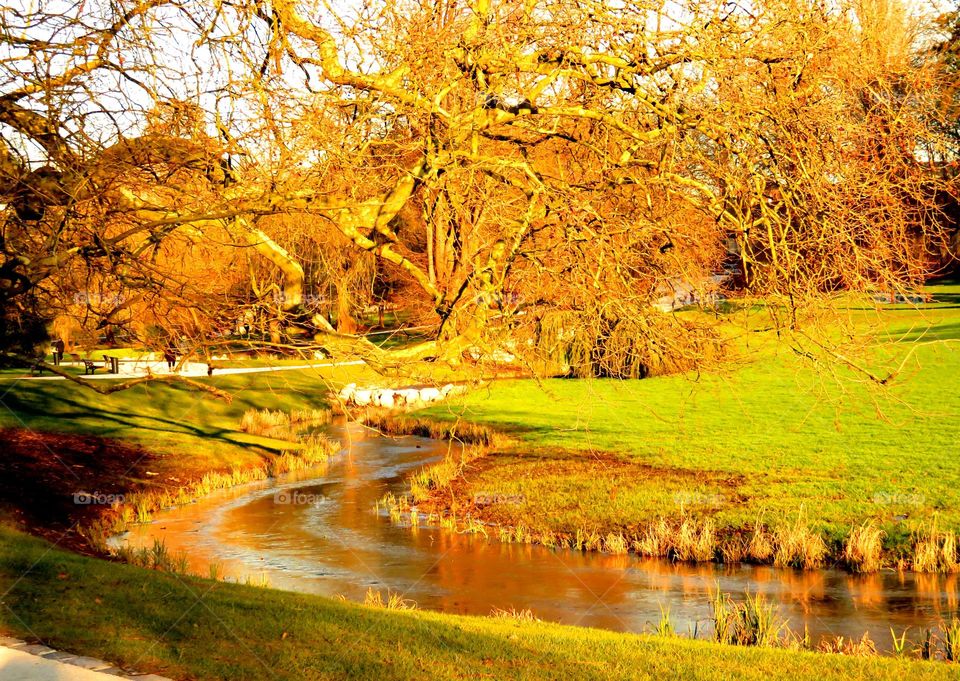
[102,355,119,374]
[30,359,45,376]
[82,359,98,375]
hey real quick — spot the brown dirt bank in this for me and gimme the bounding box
[0,428,265,553]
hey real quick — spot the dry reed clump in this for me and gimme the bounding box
[603,532,629,555]
[941,618,960,662]
[771,514,827,569]
[633,518,673,557]
[674,518,716,562]
[408,442,487,502]
[289,408,332,425]
[364,588,418,610]
[462,515,488,537]
[843,523,885,573]
[207,561,225,581]
[491,607,540,622]
[243,572,272,588]
[652,606,676,637]
[270,435,341,476]
[711,590,787,647]
[630,517,716,562]
[512,523,533,543]
[409,456,459,502]
[113,539,190,574]
[239,409,290,436]
[239,407,332,440]
[817,633,878,656]
[748,524,774,562]
[719,535,749,564]
[912,520,960,573]
[627,512,823,568]
[573,529,602,551]
[361,413,507,448]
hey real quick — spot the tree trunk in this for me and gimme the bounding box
[335,284,358,334]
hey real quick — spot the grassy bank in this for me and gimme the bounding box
[0,364,373,548]
[0,362,373,454]
[0,523,953,680]
[401,287,960,570]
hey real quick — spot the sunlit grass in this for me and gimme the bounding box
[409,287,960,566]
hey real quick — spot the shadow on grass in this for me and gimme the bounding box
[0,377,331,455]
[1,389,264,452]
[928,292,960,306]
[882,321,960,343]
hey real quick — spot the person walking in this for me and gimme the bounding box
[163,342,177,371]
[52,338,65,366]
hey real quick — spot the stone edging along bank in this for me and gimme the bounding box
[0,635,172,679]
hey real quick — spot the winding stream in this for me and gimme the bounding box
[113,421,958,650]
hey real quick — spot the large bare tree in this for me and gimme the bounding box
[0,0,953,384]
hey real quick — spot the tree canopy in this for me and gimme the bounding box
[0,0,956,380]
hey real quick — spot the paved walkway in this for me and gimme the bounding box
[0,639,170,679]
[12,359,365,381]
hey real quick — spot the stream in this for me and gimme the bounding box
[113,421,959,650]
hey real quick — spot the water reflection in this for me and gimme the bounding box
[115,421,959,650]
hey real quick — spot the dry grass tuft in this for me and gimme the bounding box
[239,409,291,436]
[912,521,960,573]
[240,407,331,440]
[491,607,540,622]
[604,532,629,555]
[817,633,877,656]
[748,525,774,563]
[711,589,786,648]
[364,588,418,610]
[361,413,507,448]
[674,518,716,562]
[843,523,885,573]
[941,618,960,661]
[633,518,673,557]
[720,535,749,564]
[772,513,827,569]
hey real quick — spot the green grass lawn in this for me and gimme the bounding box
[415,288,960,550]
[0,524,951,680]
[0,363,377,476]
[0,290,958,677]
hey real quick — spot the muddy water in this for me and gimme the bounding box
[113,421,958,649]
